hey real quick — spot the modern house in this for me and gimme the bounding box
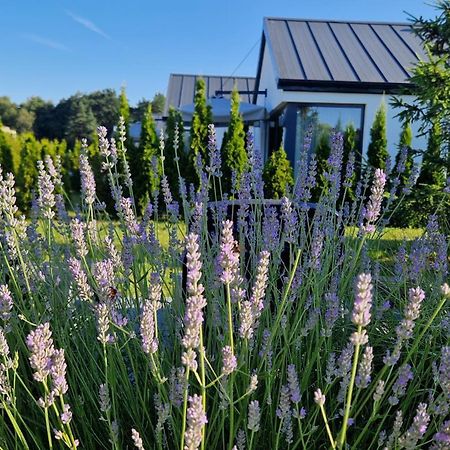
[165,18,427,170]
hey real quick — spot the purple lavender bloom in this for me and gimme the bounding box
[37,160,56,219]
[26,323,55,382]
[141,300,158,354]
[356,346,373,389]
[182,234,207,368]
[250,250,270,312]
[161,175,173,206]
[60,403,72,425]
[309,227,324,270]
[389,364,414,405]
[343,151,356,188]
[44,155,63,188]
[79,142,96,206]
[262,207,280,252]
[324,130,344,195]
[68,257,93,302]
[217,220,239,285]
[206,124,221,177]
[399,403,430,448]
[281,197,298,244]
[221,345,237,376]
[0,285,13,324]
[402,164,419,195]
[433,421,450,446]
[248,400,261,432]
[51,349,68,396]
[287,364,301,404]
[119,197,140,238]
[352,273,373,327]
[322,292,339,337]
[70,218,88,259]
[361,169,386,234]
[184,394,207,450]
[93,259,115,301]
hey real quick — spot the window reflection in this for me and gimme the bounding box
[295,104,364,174]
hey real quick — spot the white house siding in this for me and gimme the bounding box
[256,45,427,164]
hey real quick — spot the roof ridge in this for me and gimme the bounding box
[263,17,410,27]
[169,73,256,79]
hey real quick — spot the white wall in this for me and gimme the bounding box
[256,45,427,162]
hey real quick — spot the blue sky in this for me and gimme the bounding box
[0,0,435,106]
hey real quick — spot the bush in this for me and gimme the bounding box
[263,146,294,199]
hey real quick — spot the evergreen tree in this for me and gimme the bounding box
[0,124,14,175]
[17,134,41,209]
[188,78,212,186]
[417,121,445,186]
[263,146,294,199]
[151,93,166,115]
[367,102,388,170]
[136,103,160,211]
[165,107,185,200]
[221,88,247,194]
[65,97,97,146]
[393,122,414,185]
[118,86,131,137]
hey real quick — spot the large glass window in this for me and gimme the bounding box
[294,104,364,175]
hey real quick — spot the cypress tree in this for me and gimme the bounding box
[417,121,445,186]
[262,146,294,199]
[393,122,414,185]
[221,88,247,194]
[165,107,185,200]
[367,102,388,170]
[136,103,160,211]
[188,78,212,187]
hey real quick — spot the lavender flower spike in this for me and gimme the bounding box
[352,273,373,327]
[184,394,207,450]
[398,403,430,449]
[79,142,96,206]
[248,400,261,432]
[361,168,386,234]
[221,345,237,376]
[314,389,326,407]
[141,300,158,354]
[26,323,55,382]
[182,234,207,369]
[131,428,145,449]
[217,220,239,285]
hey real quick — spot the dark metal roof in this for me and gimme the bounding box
[256,17,426,97]
[165,74,256,116]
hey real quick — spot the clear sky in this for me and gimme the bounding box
[0,0,436,106]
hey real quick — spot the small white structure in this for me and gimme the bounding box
[253,17,427,170]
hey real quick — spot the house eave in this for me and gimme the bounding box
[277,79,413,95]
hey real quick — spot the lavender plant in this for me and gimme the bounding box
[0,122,448,449]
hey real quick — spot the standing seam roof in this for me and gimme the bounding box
[263,18,426,85]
